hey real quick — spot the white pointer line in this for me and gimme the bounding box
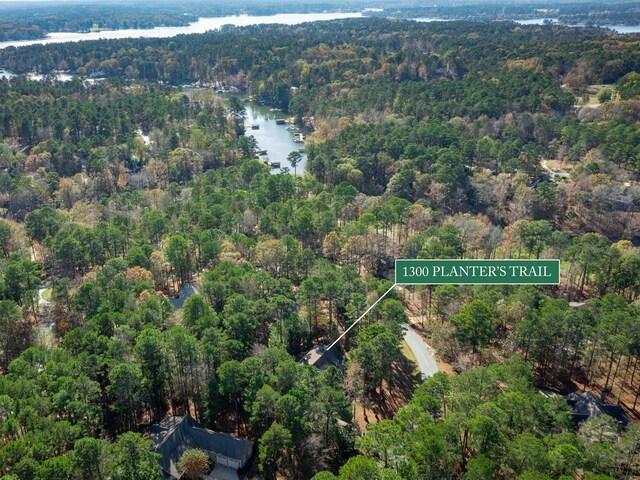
[326,283,398,352]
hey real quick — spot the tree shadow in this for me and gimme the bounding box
[366,356,420,422]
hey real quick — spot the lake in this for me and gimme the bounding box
[0,12,363,50]
[412,17,640,33]
[0,69,73,81]
[184,89,307,174]
[413,18,449,23]
[242,101,308,174]
[603,25,640,34]
[1,13,637,51]
[514,18,640,32]
[515,18,559,25]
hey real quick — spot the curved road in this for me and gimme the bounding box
[403,324,438,380]
[38,287,52,306]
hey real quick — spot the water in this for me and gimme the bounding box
[185,89,307,174]
[606,25,640,33]
[513,18,640,32]
[26,72,74,82]
[412,17,640,32]
[0,13,636,51]
[243,101,307,174]
[515,18,559,25]
[0,12,363,50]
[0,69,73,81]
[413,17,450,23]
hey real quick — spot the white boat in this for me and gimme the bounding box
[293,133,305,143]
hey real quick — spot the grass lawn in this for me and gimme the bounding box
[400,340,418,374]
[41,288,53,302]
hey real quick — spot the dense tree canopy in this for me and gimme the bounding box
[0,12,638,480]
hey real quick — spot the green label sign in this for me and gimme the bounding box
[395,259,560,285]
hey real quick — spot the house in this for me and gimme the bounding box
[300,343,344,370]
[170,284,199,309]
[150,415,253,480]
[565,391,629,427]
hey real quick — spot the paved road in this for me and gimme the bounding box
[38,287,52,306]
[209,464,239,480]
[403,324,438,380]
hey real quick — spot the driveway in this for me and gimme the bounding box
[541,159,570,180]
[207,465,239,480]
[403,324,438,380]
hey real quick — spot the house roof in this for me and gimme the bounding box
[565,391,629,426]
[169,283,199,309]
[150,415,253,480]
[300,344,343,370]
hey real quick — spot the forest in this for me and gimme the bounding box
[2,1,640,43]
[0,16,638,480]
[366,2,640,26]
[0,3,197,42]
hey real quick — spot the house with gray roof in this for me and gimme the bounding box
[300,343,344,370]
[170,283,199,309]
[565,391,629,427]
[150,415,253,480]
